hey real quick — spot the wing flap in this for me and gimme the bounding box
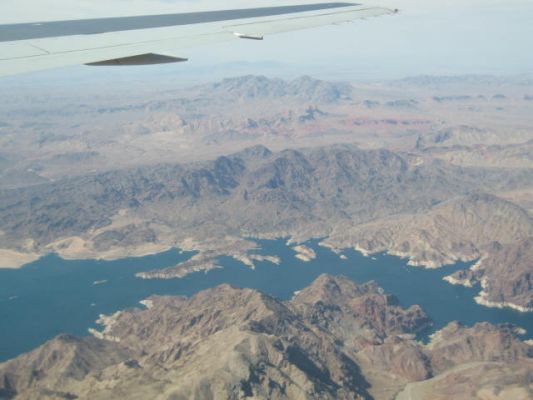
[86,53,188,66]
[0,31,233,76]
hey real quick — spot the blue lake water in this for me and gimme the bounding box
[0,238,532,362]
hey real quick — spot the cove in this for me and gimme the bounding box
[0,238,532,363]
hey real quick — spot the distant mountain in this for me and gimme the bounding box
[0,275,529,400]
[194,75,353,103]
[384,99,419,109]
[395,74,533,87]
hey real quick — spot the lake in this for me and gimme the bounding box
[0,238,531,362]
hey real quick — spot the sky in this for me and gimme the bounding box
[0,0,532,84]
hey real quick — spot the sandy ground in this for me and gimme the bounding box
[48,236,173,262]
[0,249,41,269]
[0,239,172,269]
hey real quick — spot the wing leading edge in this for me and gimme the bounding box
[0,3,396,77]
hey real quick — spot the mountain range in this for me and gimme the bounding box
[1,275,530,400]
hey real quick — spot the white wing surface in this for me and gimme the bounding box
[0,3,396,77]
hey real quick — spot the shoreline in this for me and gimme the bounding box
[443,275,474,288]
[474,278,532,313]
[0,242,174,270]
[55,241,174,263]
[88,312,122,342]
[474,291,532,313]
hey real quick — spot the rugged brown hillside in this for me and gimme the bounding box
[394,322,533,400]
[445,237,533,311]
[324,193,533,309]
[1,145,530,260]
[325,193,533,266]
[479,238,533,309]
[0,275,530,400]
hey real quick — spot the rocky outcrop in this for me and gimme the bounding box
[425,321,531,373]
[291,275,431,345]
[474,238,533,310]
[444,238,532,311]
[0,335,130,399]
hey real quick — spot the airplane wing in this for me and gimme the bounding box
[0,2,396,77]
